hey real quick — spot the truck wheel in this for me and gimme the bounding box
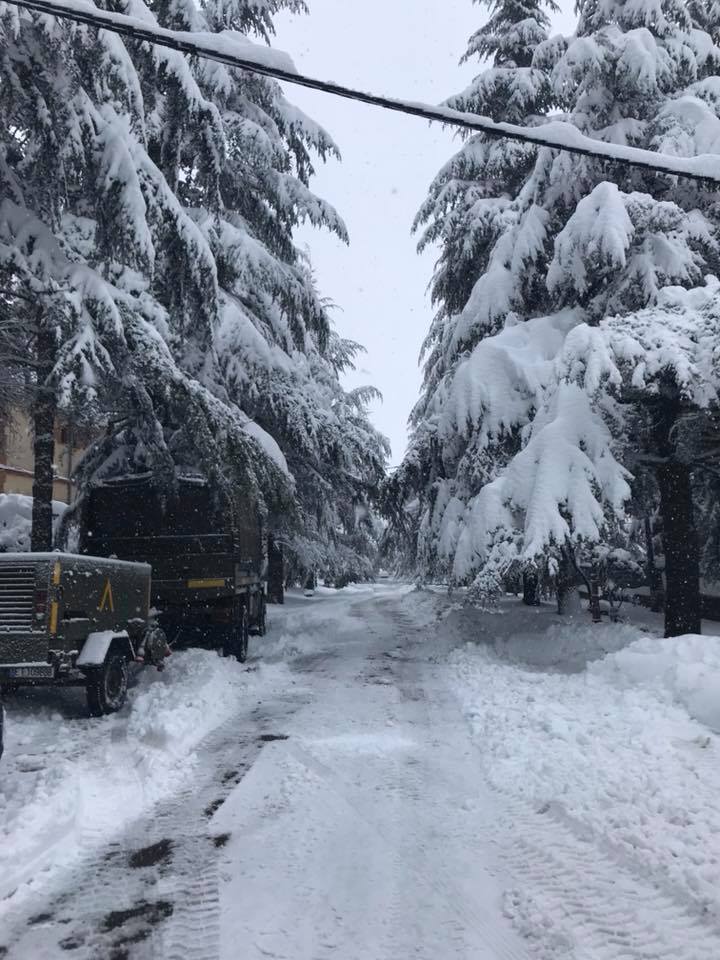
[235,605,250,663]
[257,595,267,637]
[251,595,266,637]
[86,652,129,717]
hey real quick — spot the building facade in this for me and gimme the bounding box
[0,406,93,504]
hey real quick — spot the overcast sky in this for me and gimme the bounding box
[274,1,576,466]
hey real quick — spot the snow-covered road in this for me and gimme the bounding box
[1,583,719,959]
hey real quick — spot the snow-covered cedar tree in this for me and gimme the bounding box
[393,0,559,588]
[401,0,720,625]
[2,0,385,570]
[118,0,387,578]
[0,0,300,546]
[578,280,720,636]
[270,332,390,586]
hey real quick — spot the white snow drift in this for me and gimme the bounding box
[0,648,293,915]
[449,607,720,919]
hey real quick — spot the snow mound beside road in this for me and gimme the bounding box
[0,493,66,551]
[591,633,720,732]
[127,647,274,750]
[450,614,720,919]
[0,649,291,914]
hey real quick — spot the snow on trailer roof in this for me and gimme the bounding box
[0,552,151,570]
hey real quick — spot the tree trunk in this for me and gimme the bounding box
[643,513,663,613]
[31,320,57,552]
[657,462,701,637]
[557,584,582,615]
[522,571,540,606]
[556,552,581,615]
[267,534,284,604]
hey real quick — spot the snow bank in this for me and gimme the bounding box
[591,633,720,732]
[127,648,283,751]
[448,609,720,918]
[0,649,291,914]
[257,627,323,661]
[0,493,66,552]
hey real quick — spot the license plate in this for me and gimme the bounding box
[3,665,54,679]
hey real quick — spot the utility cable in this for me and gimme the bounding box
[5,0,720,186]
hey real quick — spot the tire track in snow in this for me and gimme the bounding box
[285,739,531,960]
[490,797,720,960]
[0,691,308,960]
[382,598,720,960]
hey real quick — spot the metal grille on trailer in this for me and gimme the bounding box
[0,564,37,633]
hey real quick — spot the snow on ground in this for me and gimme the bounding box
[210,584,720,960]
[0,639,295,918]
[3,581,720,959]
[212,584,530,960]
[0,584,388,923]
[441,593,720,923]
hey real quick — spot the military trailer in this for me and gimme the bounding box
[0,552,168,716]
[79,474,266,662]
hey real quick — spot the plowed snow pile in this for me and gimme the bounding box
[450,613,720,919]
[0,649,292,912]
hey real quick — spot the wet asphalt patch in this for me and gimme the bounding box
[58,933,84,951]
[128,838,173,869]
[27,912,53,926]
[204,797,225,818]
[101,899,174,954]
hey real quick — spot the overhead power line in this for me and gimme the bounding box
[5,0,720,186]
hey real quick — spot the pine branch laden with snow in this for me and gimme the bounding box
[160,0,387,578]
[414,0,558,357]
[396,0,720,603]
[394,0,561,585]
[1,0,388,567]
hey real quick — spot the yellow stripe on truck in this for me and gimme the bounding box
[49,601,59,635]
[187,578,226,589]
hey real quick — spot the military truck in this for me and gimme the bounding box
[0,552,168,716]
[79,474,266,662]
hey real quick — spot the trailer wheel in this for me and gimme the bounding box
[86,651,129,717]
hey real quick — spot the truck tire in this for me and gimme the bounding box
[236,604,250,663]
[258,595,267,637]
[251,595,266,637]
[86,651,129,717]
